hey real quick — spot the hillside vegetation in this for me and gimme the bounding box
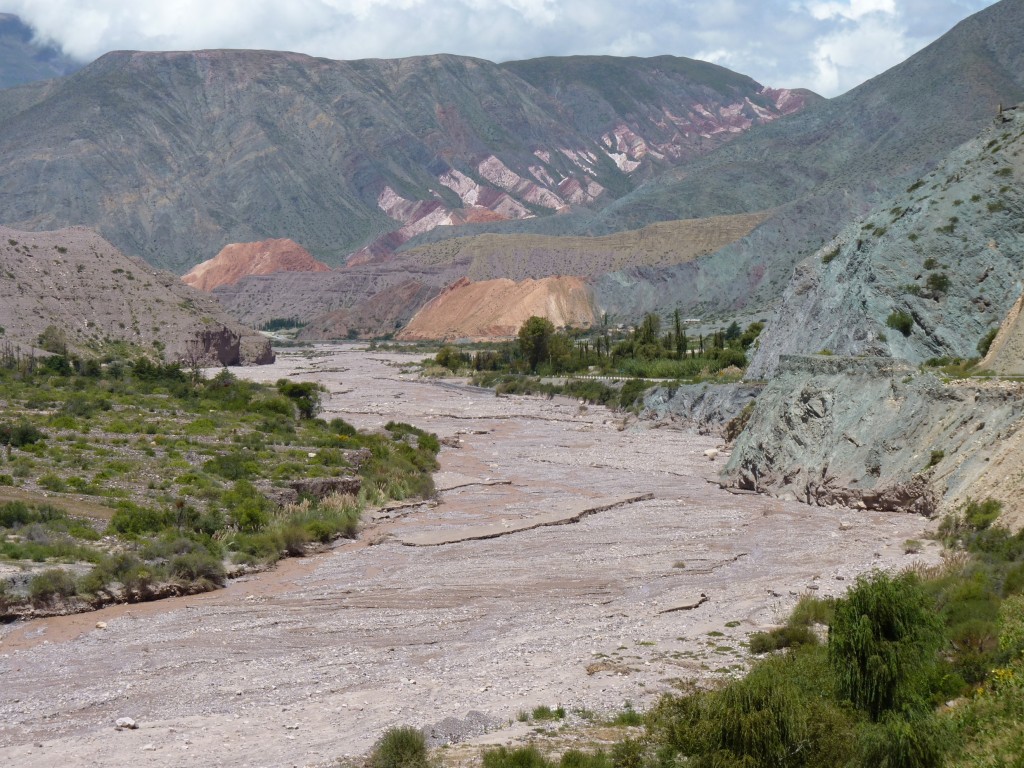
[0,349,439,618]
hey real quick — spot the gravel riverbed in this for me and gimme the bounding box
[0,345,940,767]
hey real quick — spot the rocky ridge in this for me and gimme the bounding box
[0,226,273,365]
[704,102,1024,527]
[640,383,762,437]
[588,0,1024,323]
[747,104,1024,380]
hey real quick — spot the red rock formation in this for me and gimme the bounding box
[182,238,330,292]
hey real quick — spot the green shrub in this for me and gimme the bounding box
[531,704,563,721]
[997,594,1024,658]
[28,568,78,605]
[329,417,358,437]
[558,750,611,768]
[368,726,431,768]
[483,746,551,768]
[610,738,646,768]
[925,273,951,295]
[886,311,914,337]
[222,480,273,532]
[618,379,650,410]
[37,472,67,492]
[749,624,818,654]
[108,501,173,536]
[120,562,163,600]
[964,498,1002,531]
[1004,562,1024,596]
[385,421,441,456]
[229,530,283,564]
[977,327,999,357]
[251,395,295,418]
[705,660,812,767]
[279,524,310,557]
[169,551,225,589]
[611,705,643,726]
[0,501,36,527]
[854,710,952,768]
[204,450,258,480]
[829,571,943,720]
[790,594,835,627]
[0,420,45,448]
[276,379,322,419]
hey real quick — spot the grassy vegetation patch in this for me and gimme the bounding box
[0,352,439,616]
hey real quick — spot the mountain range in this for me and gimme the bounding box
[0,47,814,274]
[1,2,1024,350]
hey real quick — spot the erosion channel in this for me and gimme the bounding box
[0,345,939,767]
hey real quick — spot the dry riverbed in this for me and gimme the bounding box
[0,345,940,767]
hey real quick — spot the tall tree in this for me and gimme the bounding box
[518,316,555,372]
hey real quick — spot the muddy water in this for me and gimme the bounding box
[0,346,940,767]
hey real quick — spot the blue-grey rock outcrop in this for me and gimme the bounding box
[748,104,1024,380]
[722,356,1024,527]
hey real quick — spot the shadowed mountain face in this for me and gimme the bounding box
[0,49,814,273]
[0,14,80,89]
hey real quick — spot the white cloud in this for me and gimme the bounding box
[805,0,896,21]
[3,0,1001,97]
[807,15,912,95]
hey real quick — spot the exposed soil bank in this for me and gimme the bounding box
[0,345,938,767]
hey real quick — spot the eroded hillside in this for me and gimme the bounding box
[398,276,595,341]
[0,226,272,365]
[748,104,1024,379]
[182,238,330,292]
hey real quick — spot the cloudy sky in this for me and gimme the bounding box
[8,0,1000,97]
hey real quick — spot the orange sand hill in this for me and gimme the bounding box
[398,276,595,341]
[182,238,331,292]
